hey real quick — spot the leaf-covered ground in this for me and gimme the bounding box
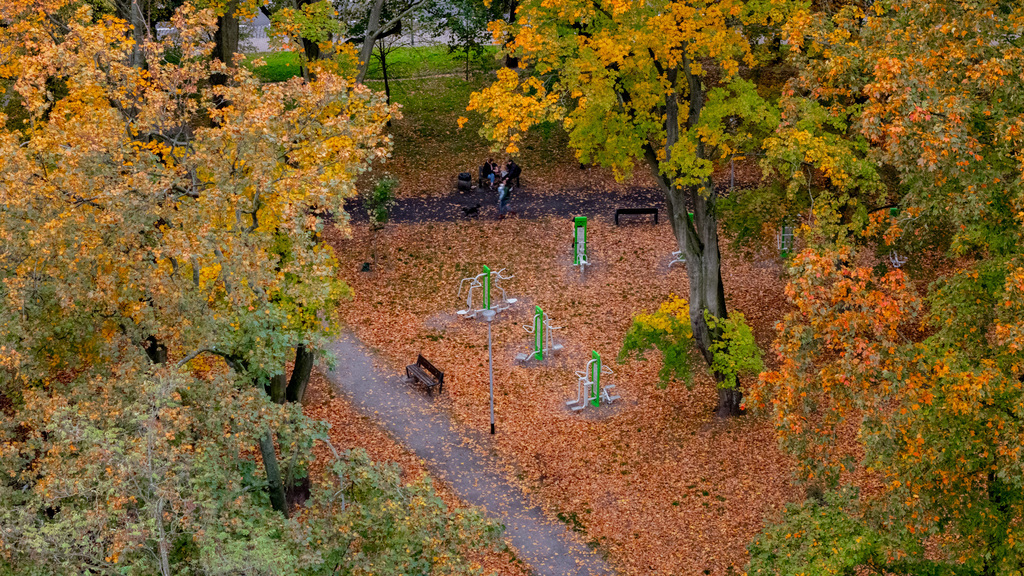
[325,216,799,575]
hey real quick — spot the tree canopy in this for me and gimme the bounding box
[749,1,1024,573]
[0,1,500,573]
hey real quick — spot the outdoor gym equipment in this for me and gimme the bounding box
[572,216,589,274]
[668,212,694,268]
[888,250,909,268]
[777,223,795,259]
[887,207,909,269]
[566,351,620,411]
[514,306,563,362]
[456,265,517,319]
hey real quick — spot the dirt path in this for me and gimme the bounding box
[324,331,615,576]
[343,184,749,224]
[345,186,667,224]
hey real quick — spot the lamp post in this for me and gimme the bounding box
[481,308,496,434]
[457,264,513,435]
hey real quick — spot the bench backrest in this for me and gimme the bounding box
[416,354,444,383]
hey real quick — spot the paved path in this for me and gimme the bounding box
[324,332,615,576]
[345,186,667,224]
[343,183,750,225]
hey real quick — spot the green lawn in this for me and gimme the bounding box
[364,45,499,80]
[244,45,500,83]
[243,51,303,82]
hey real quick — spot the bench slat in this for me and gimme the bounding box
[614,207,658,225]
[407,355,444,394]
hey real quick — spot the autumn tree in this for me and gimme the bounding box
[466,0,798,415]
[749,1,1024,573]
[0,368,500,573]
[0,0,384,508]
[0,1,500,572]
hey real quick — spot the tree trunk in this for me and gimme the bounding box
[285,344,314,403]
[716,386,742,418]
[114,0,147,68]
[268,373,287,404]
[292,0,321,82]
[647,59,738,418]
[379,42,391,107]
[302,37,321,62]
[212,0,239,86]
[128,0,147,69]
[503,0,519,69]
[153,499,172,576]
[259,430,289,517]
[356,0,386,83]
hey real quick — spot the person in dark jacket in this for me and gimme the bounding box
[481,158,495,189]
[505,159,522,188]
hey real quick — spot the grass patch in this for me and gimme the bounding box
[365,45,499,80]
[244,51,302,82]
[244,45,499,83]
[366,75,488,153]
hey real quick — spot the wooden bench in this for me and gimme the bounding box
[614,207,658,225]
[405,354,445,395]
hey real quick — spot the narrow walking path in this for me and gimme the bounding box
[344,186,667,224]
[324,332,615,576]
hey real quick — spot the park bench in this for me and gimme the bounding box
[615,207,658,225]
[405,354,445,395]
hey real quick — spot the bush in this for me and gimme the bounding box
[618,296,763,390]
[618,296,696,387]
[364,175,399,230]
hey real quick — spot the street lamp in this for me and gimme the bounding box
[457,265,515,435]
[480,308,496,434]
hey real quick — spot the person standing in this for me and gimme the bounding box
[497,178,510,219]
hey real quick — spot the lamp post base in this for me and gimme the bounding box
[490,423,495,435]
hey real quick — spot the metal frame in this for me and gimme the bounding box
[515,305,563,362]
[889,250,908,268]
[566,351,619,411]
[669,250,686,267]
[666,213,692,268]
[456,266,518,318]
[777,223,795,259]
[572,216,589,274]
[887,207,910,269]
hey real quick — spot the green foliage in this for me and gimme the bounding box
[0,369,298,574]
[705,310,763,390]
[282,0,339,43]
[365,175,399,230]
[0,5,495,575]
[618,296,695,388]
[751,2,1024,572]
[619,297,763,390]
[424,0,501,79]
[301,450,502,576]
[747,490,950,576]
[0,366,501,575]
